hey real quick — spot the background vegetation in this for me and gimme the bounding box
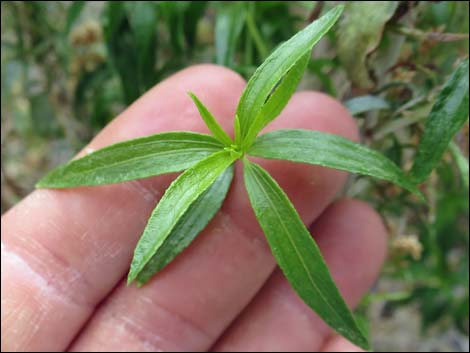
[1,1,468,351]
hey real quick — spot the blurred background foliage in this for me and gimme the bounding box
[1,1,468,351]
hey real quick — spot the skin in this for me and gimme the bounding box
[1,65,387,352]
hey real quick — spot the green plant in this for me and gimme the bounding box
[35,5,469,350]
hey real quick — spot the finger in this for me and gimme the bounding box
[69,92,359,352]
[1,65,245,352]
[212,199,387,352]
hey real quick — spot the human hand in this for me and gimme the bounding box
[1,65,386,352]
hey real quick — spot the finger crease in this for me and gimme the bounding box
[1,241,96,311]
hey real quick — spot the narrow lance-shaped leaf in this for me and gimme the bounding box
[136,165,234,285]
[242,52,310,148]
[236,5,344,141]
[243,160,369,350]
[248,129,421,195]
[188,92,233,146]
[128,151,237,283]
[36,132,223,188]
[410,59,469,183]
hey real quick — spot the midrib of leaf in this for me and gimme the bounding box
[248,129,420,195]
[249,164,344,324]
[240,46,311,137]
[258,136,393,171]
[241,52,310,149]
[255,136,370,164]
[63,147,216,175]
[89,137,222,150]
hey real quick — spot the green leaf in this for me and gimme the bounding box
[410,59,469,183]
[65,1,86,35]
[337,2,398,89]
[248,129,420,195]
[36,132,223,188]
[234,114,242,146]
[449,142,469,191]
[215,1,247,67]
[188,92,233,146]
[243,160,369,350]
[236,5,344,141]
[136,165,234,285]
[128,150,237,283]
[256,53,311,126]
[344,95,391,116]
[242,52,310,149]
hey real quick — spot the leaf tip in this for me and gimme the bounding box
[361,341,372,352]
[344,324,370,351]
[127,270,137,286]
[358,332,371,351]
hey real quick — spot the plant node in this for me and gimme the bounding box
[224,144,243,159]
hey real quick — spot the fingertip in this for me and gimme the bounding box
[176,64,246,89]
[325,198,388,263]
[269,91,359,143]
[312,198,388,306]
[91,64,246,149]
